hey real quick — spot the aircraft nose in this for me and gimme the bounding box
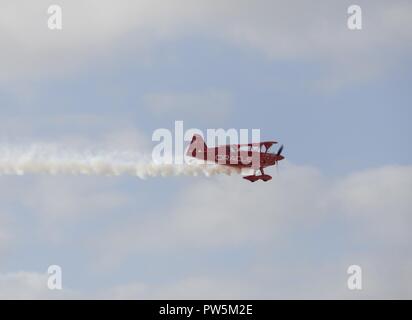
[270,155,283,165]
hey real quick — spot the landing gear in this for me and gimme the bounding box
[261,174,272,182]
[243,168,272,182]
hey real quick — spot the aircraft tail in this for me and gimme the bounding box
[187,134,208,158]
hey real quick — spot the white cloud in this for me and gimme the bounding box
[101,256,412,299]
[0,271,73,299]
[97,163,329,258]
[92,163,412,298]
[105,277,255,299]
[0,0,207,81]
[0,162,410,298]
[2,1,412,87]
[105,282,148,300]
[0,272,48,299]
[335,165,412,245]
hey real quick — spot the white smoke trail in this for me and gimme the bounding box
[0,144,240,179]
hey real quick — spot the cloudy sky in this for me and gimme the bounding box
[0,0,411,299]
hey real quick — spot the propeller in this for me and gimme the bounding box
[276,144,284,157]
[275,145,284,175]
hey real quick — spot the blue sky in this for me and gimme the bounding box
[0,0,411,298]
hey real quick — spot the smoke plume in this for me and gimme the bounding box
[0,144,240,179]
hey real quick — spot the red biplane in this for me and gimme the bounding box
[186,134,284,182]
